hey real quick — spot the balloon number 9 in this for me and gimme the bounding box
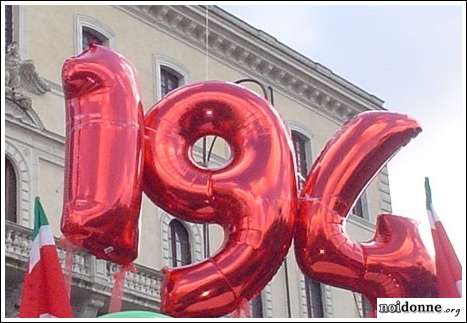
[60,46,436,318]
[143,81,297,317]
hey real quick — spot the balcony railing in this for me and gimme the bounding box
[5,220,163,311]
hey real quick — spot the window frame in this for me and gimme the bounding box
[5,157,18,223]
[305,277,324,318]
[169,219,192,267]
[153,55,189,102]
[287,123,326,318]
[351,192,369,220]
[81,26,108,50]
[250,293,264,318]
[74,14,115,55]
[160,66,182,98]
[288,125,313,191]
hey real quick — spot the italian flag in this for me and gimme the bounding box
[425,177,462,298]
[18,197,73,318]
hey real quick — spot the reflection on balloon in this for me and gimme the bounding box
[61,44,144,265]
[144,81,297,317]
[294,111,438,310]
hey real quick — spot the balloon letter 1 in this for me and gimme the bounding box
[294,111,438,310]
[143,81,297,317]
[61,44,144,265]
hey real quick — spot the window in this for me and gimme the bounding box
[305,277,324,317]
[291,130,310,190]
[6,5,13,48]
[361,295,372,317]
[361,294,372,317]
[291,130,324,317]
[251,294,263,318]
[160,66,181,97]
[81,26,108,50]
[169,219,191,267]
[6,158,18,223]
[352,197,365,218]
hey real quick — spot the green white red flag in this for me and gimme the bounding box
[18,197,73,317]
[425,177,462,298]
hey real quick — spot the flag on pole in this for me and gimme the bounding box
[425,177,462,298]
[18,197,73,317]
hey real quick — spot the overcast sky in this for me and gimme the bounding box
[221,4,465,260]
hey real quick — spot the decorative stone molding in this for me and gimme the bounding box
[118,5,385,124]
[160,211,204,267]
[298,274,332,318]
[353,292,364,318]
[323,284,334,317]
[5,221,164,314]
[262,283,274,318]
[6,98,44,130]
[5,140,33,227]
[5,42,50,112]
[298,273,309,318]
[247,283,273,318]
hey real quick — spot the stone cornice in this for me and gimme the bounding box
[118,5,385,124]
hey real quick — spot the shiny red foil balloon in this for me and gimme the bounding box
[61,44,144,265]
[144,81,297,317]
[294,111,438,310]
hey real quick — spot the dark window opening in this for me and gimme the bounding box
[169,219,191,267]
[6,158,18,223]
[292,130,310,190]
[352,197,364,218]
[305,277,324,318]
[6,5,13,48]
[160,67,181,97]
[251,293,263,318]
[82,26,107,50]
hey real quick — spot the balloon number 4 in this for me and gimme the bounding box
[294,112,437,311]
[60,45,437,318]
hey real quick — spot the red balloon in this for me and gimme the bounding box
[294,111,437,310]
[61,44,144,265]
[143,81,297,317]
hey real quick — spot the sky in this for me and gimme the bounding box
[221,4,465,260]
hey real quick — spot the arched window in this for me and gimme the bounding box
[305,277,324,317]
[160,66,182,97]
[74,15,115,54]
[5,158,18,223]
[81,26,108,50]
[169,219,192,267]
[291,129,324,317]
[291,130,311,190]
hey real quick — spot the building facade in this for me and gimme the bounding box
[4,5,392,318]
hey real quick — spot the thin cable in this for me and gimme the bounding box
[205,5,209,81]
[203,5,210,259]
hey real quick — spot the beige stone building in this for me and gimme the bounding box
[4,5,391,318]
